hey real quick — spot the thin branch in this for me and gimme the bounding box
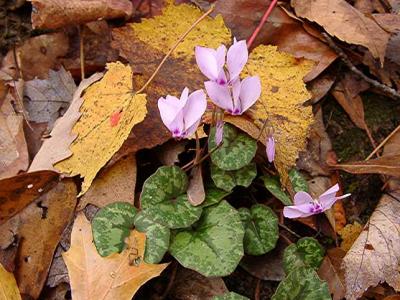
[322,32,400,100]
[365,123,400,160]
[79,25,85,80]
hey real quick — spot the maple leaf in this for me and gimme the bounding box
[63,213,169,300]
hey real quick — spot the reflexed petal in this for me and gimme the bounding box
[283,203,316,218]
[183,89,207,130]
[318,184,340,204]
[168,110,185,138]
[239,76,261,112]
[293,191,314,205]
[183,119,201,138]
[204,81,233,112]
[266,136,275,163]
[231,79,241,114]
[195,46,220,81]
[321,193,351,212]
[227,40,248,81]
[158,95,182,127]
[180,87,189,103]
[216,45,227,71]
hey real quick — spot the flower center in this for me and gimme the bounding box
[309,201,323,214]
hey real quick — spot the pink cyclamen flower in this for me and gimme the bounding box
[158,87,206,139]
[215,120,224,146]
[266,136,275,163]
[283,184,351,219]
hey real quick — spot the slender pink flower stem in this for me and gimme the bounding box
[246,0,278,49]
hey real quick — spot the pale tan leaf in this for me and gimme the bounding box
[187,165,205,206]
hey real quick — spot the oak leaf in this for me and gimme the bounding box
[63,213,169,300]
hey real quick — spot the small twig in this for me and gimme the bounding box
[322,32,400,100]
[279,223,301,238]
[254,279,261,300]
[136,5,215,94]
[182,141,224,171]
[365,123,400,160]
[79,25,85,80]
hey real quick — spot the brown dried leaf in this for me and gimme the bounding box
[30,0,133,29]
[11,180,77,299]
[29,73,103,172]
[1,32,69,80]
[307,74,336,104]
[156,140,186,166]
[291,0,390,64]
[372,14,400,33]
[78,155,136,210]
[24,67,76,129]
[187,165,205,206]
[318,248,346,300]
[0,170,58,225]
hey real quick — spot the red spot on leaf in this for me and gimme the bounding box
[110,111,122,127]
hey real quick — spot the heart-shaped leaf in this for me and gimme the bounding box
[283,237,325,274]
[271,267,330,300]
[200,187,230,208]
[262,176,292,205]
[209,124,257,171]
[140,166,202,228]
[239,204,279,256]
[213,292,250,299]
[169,200,244,277]
[211,162,257,192]
[92,202,137,257]
[289,169,309,193]
[134,211,170,264]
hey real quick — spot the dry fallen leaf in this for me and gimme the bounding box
[0,262,21,300]
[318,248,346,300]
[11,180,77,299]
[78,155,137,210]
[339,222,363,252]
[0,170,58,225]
[187,165,205,206]
[30,0,133,29]
[24,67,76,129]
[63,213,169,300]
[55,62,147,194]
[156,140,186,166]
[29,73,103,172]
[291,0,390,64]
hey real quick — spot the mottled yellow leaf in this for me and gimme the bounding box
[55,62,147,194]
[243,45,314,185]
[0,263,21,300]
[63,213,169,300]
[339,222,363,252]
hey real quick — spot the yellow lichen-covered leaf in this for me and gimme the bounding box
[130,2,231,61]
[243,45,314,186]
[339,222,363,252]
[63,213,169,300]
[0,263,21,300]
[55,62,147,194]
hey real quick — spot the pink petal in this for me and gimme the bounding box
[195,46,220,81]
[239,76,261,112]
[293,191,314,205]
[180,87,189,102]
[283,203,316,219]
[204,81,233,112]
[215,120,224,146]
[321,193,351,212]
[183,119,201,138]
[227,40,248,81]
[168,110,185,138]
[158,95,183,127]
[183,89,207,131]
[266,136,275,163]
[216,45,227,73]
[231,79,241,115]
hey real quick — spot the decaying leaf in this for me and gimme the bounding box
[0,262,21,300]
[54,62,147,194]
[187,165,206,206]
[110,1,230,161]
[291,0,390,64]
[156,140,186,166]
[11,180,77,299]
[24,67,77,129]
[318,248,346,300]
[78,155,137,210]
[0,170,58,225]
[29,73,103,172]
[231,45,314,186]
[31,0,133,29]
[339,222,363,252]
[63,213,169,300]
[343,193,400,299]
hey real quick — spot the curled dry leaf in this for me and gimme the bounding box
[29,72,103,172]
[187,165,205,206]
[78,155,137,210]
[0,170,58,225]
[30,0,133,29]
[291,0,390,64]
[63,213,169,300]
[55,63,147,195]
[156,140,187,166]
[23,67,77,129]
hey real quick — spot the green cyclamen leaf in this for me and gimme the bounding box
[262,176,292,205]
[209,123,257,171]
[289,169,309,193]
[213,292,250,300]
[134,211,170,264]
[271,267,331,300]
[140,166,202,229]
[200,187,231,208]
[92,202,137,257]
[283,237,325,274]
[169,200,244,277]
[239,204,279,256]
[211,162,257,192]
